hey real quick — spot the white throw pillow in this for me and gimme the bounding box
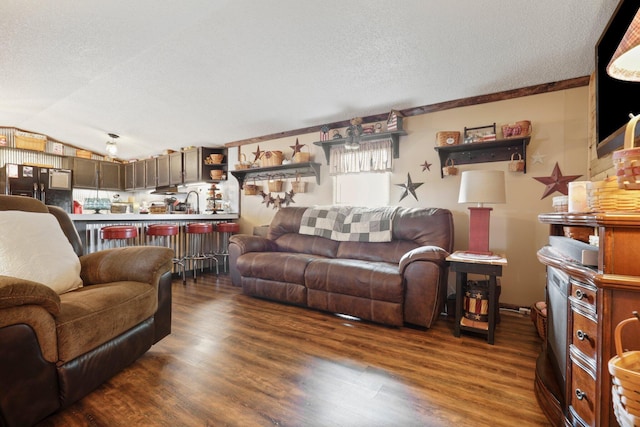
[0,210,82,294]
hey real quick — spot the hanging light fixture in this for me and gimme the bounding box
[105,133,119,156]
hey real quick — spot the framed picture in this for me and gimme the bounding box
[464,123,496,143]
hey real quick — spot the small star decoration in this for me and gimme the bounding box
[395,173,423,202]
[290,138,305,154]
[252,145,263,163]
[420,160,432,172]
[533,162,581,199]
[531,150,546,164]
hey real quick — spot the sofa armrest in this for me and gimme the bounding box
[229,234,277,255]
[80,246,174,286]
[0,275,61,316]
[399,245,449,275]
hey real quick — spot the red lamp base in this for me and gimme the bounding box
[466,207,493,256]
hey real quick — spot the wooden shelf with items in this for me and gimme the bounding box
[200,147,228,183]
[312,130,407,165]
[433,136,531,178]
[230,162,321,189]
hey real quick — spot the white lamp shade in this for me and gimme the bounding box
[458,170,506,205]
[607,8,640,81]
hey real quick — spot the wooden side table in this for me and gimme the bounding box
[446,251,507,345]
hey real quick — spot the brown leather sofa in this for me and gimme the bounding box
[229,206,453,328]
[0,195,174,427]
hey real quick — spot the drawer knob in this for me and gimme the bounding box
[576,330,589,341]
[575,289,585,300]
[575,389,587,401]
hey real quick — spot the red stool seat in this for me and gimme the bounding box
[186,223,213,234]
[147,224,179,237]
[101,225,138,240]
[216,222,240,233]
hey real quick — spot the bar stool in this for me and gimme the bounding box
[215,222,239,273]
[100,225,138,248]
[183,222,218,282]
[146,224,186,285]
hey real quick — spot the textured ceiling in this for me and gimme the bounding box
[0,0,621,160]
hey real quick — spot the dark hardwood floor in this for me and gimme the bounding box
[37,273,550,427]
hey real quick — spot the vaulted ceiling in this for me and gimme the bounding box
[0,1,621,160]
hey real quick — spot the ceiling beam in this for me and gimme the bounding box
[225,76,590,148]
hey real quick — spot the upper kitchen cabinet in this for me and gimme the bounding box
[67,157,122,190]
[144,158,157,189]
[200,147,227,182]
[123,160,146,190]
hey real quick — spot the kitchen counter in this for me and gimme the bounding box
[69,212,239,221]
[70,212,239,255]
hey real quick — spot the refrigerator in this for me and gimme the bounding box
[0,163,73,212]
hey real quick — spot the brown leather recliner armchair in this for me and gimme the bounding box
[0,195,174,427]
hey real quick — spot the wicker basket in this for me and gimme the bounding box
[530,301,547,340]
[209,169,224,180]
[14,131,46,152]
[244,183,260,195]
[509,153,525,172]
[293,145,310,163]
[235,153,251,170]
[588,177,640,212]
[502,120,532,139]
[206,153,224,164]
[291,176,306,193]
[436,131,460,147]
[268,179,284,192]
[261,151,284,167]
[613,114,640,190]
[608,313,640,427]
[442,158,458,176]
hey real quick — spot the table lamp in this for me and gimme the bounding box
[458,170,506,255]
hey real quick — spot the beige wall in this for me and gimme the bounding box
[231,86,590,308]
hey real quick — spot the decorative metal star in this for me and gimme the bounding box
[395,173,423,202]
[252,145,263,163]
[284,190,296,206]
[531,150,546,164]
[273,195,283,209]
[420,160,432,172]
[533,162,582,199]
[290,138,305,154]
[259,190,275,207]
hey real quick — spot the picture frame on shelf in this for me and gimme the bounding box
[463,123,496,143]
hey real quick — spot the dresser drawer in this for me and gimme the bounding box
[570,349,596,427]
[571,309,597,359]
[570,279,596,312]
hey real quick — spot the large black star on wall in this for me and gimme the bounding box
[395,173,423,202]
[533,162,582,199]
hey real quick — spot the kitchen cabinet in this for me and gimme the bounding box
[201,147,227,183]
[169,152,183,185]
[69,158,122,190]
[124,163,135,190]
[182,148,200,184]
[156,155,170,187]
[144,158,157,189]
[433,136,530,178]
[536,212,640,426]
[124,161,147,190]
[99,161,122,190]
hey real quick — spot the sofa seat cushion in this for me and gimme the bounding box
[304,259,403,302]
[56,281,156,363]
[236,252,327,284]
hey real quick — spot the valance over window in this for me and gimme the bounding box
[329,139,393,175]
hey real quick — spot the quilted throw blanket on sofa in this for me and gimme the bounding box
[299,206,398,242]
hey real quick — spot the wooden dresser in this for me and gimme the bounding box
[536,212,640,426]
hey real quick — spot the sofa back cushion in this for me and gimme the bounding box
[267,206,453,263]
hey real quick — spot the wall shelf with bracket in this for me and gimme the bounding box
[312,130,407,165]
[433,136,531,178]
[230,162,321,189]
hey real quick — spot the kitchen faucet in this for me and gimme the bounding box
[185,190,200,214]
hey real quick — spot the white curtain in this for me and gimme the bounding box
[329,139,393,175]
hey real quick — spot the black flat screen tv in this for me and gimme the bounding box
[596,0,640,157]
